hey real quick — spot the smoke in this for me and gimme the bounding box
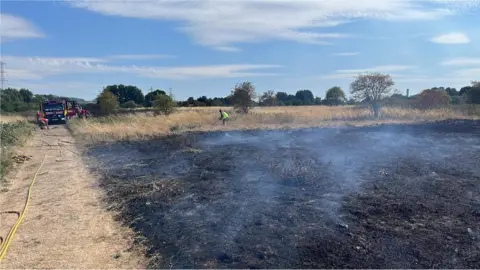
[85,122,480,268]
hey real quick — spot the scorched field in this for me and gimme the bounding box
[84,120,480,269]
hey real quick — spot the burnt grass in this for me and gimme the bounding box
[84,120,480,269]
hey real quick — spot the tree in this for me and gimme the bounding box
[259,90,277,106]
[350,73,395,117]
[295,89,314,105]
[232,81,256,113]
[276,92,289,105]
[314,97,322,105]
[144,89,167,107]
[445,87,458,96]
[97,90,119,115]
[153,94,176,115]
[467,81,480,104]
[210,98,224,106]
[324,86,346,106]
[19,88,33,103]
[417,89,451,109]
[197,96,210,106]
[459,86,472,96]
[103,84,145,105]
[0,88,52,112]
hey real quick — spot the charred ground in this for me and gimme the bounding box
[84,120,480,269]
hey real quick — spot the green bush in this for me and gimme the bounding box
[0,121,34,184]
[154,94,176,115]
[98,90,119,115]
[120,100,138,109]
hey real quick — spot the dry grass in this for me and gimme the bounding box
[0,114,29,123]
[69,105,479,142]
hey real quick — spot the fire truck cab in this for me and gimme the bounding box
[40,99,68,124]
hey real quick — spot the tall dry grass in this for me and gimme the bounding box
[68,105,479,142]
[0,114,29,123]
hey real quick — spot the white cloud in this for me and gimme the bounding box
[214,46,242,52]
[430,32,470,44]
[8,81,101,99]
[2,55,282,80]
[107,54,175,60]
[70,0,475,48]
[394,71,477,87]
[145,65,281,79]
[319,65,417,80]
[332,52,360,56]
[336,65,417,74]
[440,57,480,66]
[1,13,44,42]
[453,67,480,78]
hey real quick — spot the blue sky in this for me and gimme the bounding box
[1,0,479,101]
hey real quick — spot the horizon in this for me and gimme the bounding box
[1,0,479,100]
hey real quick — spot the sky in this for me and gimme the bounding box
[1,0,479,101]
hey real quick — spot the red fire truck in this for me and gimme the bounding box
[39,99,68,124]
[65,100,80,119]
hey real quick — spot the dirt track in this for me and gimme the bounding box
[0,125,143,268]
[87,120,480,269]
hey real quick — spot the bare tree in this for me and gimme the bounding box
[232,81,256,113]
[350,72,395,117]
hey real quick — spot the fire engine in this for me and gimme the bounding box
[65,100,80,119]
[39,99,69,124]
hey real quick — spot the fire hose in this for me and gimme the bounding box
[0,152,47,262]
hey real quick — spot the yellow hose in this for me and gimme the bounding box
[0,152,47,262]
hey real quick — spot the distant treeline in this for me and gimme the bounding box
[2,80,479,113]
[0,88,87,113]
[97,83,480,108]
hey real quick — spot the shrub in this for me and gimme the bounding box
[232,81,256,114]
[0,121,33,184]
[98,90,119,115]
[121,100,138,109]
[154,94,176,115]
[417,89,451,109]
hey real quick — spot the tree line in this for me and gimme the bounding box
[0,88,87,113]
[1,74,479,114]
[95,84,333,108]
[94,80,480,110]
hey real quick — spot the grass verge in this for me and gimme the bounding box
[0,120,35,186]
[68,105,480,143]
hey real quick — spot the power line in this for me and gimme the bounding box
[0,61,7,91]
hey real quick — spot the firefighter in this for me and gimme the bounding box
[39,117,49,129]
[219,109,229,126]
[35,111,41,124]
[80,108,89,119]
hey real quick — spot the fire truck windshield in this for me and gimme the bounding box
[43,104,64,111]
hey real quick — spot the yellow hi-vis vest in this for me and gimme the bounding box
[221,111,229,119]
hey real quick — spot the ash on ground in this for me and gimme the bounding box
[85,120,480,269]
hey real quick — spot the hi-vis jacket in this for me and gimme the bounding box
[221,111,229,119]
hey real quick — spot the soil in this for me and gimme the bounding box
[0,125,144,268]
[85,120,480,269]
